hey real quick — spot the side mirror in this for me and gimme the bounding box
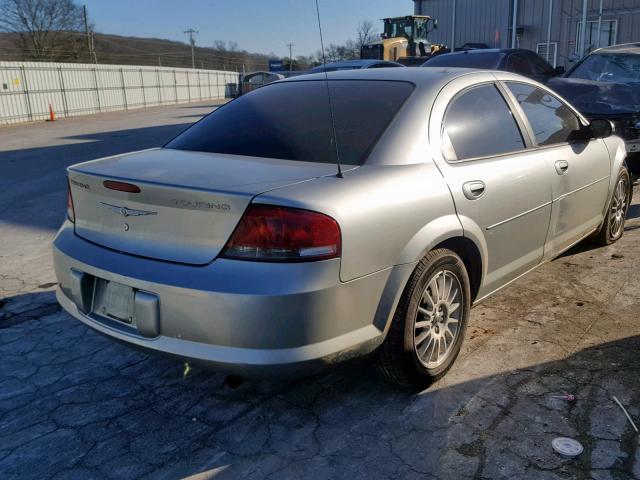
[433,19,438,29]
[589,119,614,139]
[554,66,565,75]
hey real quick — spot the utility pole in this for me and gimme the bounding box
[184,28,198,69]
[83,5,94,63]
[287,43,294,73]
[90,31,98,63]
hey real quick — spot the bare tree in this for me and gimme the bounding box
[294,54,315,70]
[227,41,238,52]
[213,40,227,51]
[356,20,379,52]
[343,39,358,60]
[0,0,85,59]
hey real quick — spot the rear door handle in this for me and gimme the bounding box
[462,181,486,200]
[555,160,569,175]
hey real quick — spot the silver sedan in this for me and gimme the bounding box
[54,68,632,387]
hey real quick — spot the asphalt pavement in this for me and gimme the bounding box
[1,102,639,479]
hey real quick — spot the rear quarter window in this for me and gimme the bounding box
[166,80,414,165]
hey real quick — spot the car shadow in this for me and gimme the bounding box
[176,114,209,119]
[0,289,60,328]
[182,103,230,109]
[0,122,193,232]
[0,290,638,479]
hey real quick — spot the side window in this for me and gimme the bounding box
[506,54,532,76]
[506,82,581,146]
[442,84,525,161]
[247,74,266,85]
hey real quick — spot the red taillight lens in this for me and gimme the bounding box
[221,205,341,262]
[67,179,75,223]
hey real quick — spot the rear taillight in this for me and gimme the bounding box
[103,180,141,193]
[67,179,75,223]
[221,205,341,262]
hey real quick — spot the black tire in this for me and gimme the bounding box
[377,248,471,388]
[593,167,632,246]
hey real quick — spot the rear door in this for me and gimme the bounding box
[430,74,552,298]
[502,81,610,257]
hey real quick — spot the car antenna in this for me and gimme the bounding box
[314,0,343,178]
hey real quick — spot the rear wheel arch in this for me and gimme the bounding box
[433,237,483,302]
[377,247,472,387]
[375,234,483,335]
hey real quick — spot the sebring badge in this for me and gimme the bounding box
[100,202,158,217]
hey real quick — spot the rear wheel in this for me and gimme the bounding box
[377,249,471,388]
[593,168,631,246]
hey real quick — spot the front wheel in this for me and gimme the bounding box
[593,168,631,246]
[377,249,471,388]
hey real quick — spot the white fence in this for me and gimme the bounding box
[0,61,240,125]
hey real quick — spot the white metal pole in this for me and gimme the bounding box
[547,0,553,64]
[579,0,588,57]
[596,0,603,49]
[511,0,518,48]
[451,0,456,50]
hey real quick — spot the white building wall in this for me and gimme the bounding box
[0,62,240,125]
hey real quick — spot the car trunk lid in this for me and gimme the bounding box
[68,148,339,264]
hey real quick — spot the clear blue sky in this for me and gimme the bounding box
[83,0,412,57]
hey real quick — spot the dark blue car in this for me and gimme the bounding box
[422,48,561,84]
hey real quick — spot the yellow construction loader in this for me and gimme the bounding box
[360,15,449,66]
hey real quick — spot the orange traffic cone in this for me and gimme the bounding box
[48,103,55,121]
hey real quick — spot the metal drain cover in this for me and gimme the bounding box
[552,437,584,457]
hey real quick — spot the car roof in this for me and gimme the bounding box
[444,48,533,56]
[314,59,396,69]
[242,71,283,78]
[592,42,640,54]
[281,66,497,93]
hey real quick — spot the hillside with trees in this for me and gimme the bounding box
[0,0,379,72]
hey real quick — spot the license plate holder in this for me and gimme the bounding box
[93,279,135,323]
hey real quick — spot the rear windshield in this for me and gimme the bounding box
[425,52,502,69]
[165,80,414,165]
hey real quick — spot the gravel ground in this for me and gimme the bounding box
[1,105,639,479]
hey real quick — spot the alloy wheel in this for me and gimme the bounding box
[610,176,629,239]
[413,270,463,369]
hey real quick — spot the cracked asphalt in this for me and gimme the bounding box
[1,103,639,479]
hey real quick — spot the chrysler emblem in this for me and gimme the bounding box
[100,202,158,217]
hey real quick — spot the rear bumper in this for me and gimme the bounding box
[53,222,411,376]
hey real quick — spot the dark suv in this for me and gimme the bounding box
[548,43,640,174]
[422,48,562,84]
